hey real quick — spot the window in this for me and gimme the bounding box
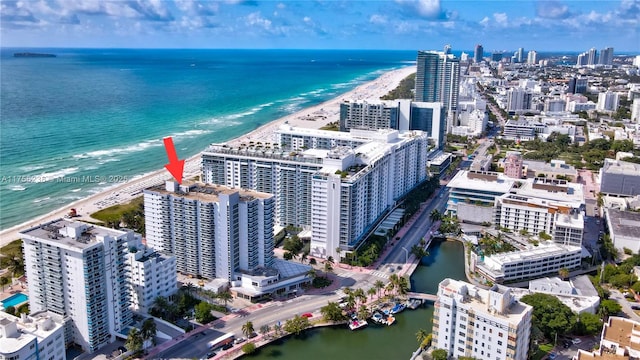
[498,340,503,346]
[499,332,503,337]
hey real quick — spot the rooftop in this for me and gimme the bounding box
[483,241,582,265]
[438,278,532,323]
[603,317,640,352]
[606,208,640,238]
[447,170,515,193]
[602,159,640,176]
[145,180,273,202]
[20,219,128,250]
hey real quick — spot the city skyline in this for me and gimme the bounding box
[1,0,638,51]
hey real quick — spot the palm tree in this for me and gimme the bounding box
[385,282,395,299]
[416,329,429,347]
[306,268,317,280]
[354,288,366,307]
[242,321,255,338]
[324,261,333,275]
[300,253,308,264]
[367,287,376,301]
[396,276,410,298]
[357,305,369,321]
[374,280,385,299]
[430,209,442,222]
[217,290,233,308]
[141,318,157,347]
[184,282,196,294]
[326,256,335,266]
[125,328,143,353]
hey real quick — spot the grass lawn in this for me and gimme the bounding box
[531,343,555,360]
[91,196,143,223]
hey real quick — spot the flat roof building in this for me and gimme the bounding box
[0,311,66,360]
[144,181,275,281]
[600,159,640,197]
[433,279,532,360]
[474,242,582,283]
[605,208,640,254]
[203,126,429,260]
[20,220,134,353]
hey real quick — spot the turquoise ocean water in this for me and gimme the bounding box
[0,49,415,230]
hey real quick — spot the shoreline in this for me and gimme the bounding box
[0,65,416,245]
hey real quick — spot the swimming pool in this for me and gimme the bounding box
[1,293,28,308]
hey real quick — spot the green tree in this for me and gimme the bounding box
[324,261,333,275]
[125,328,143,354]
[367,287,377,301]
[309,258,317,266]
[217,290,233,308]
[283,315,311,336]
[410,244,429,259]
[320,302,346,321]
[241,342,257,354]
[194,301,215,324]
[374,280,385,299]
[558,267,570,280]
[259,324,271,339]
[520,293,576,340]
[599,299,622,320]
[576,312,603,335]
[432,349,448,360]
[273,322,283,337]
[430,209,442,222]
[242,321,255,338]
[0,276,9,291]
[140,318,157,347]
[416,328,429,347]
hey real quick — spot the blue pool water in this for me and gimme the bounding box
[1,293,28,308]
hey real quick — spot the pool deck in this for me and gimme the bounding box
[0,278,28,307]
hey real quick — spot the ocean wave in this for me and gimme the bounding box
[173,129,213,138]
[19,164,51,172]
[36,167,79,183]
[70,188,82,192]
[9,185,26,191]
[33,196,51,203]
[74,139,163,159]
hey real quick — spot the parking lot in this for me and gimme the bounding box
[551,335,600,360]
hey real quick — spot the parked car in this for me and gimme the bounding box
[301,313,313,318]
[572,338,582,345]
[549,353,557,359]
[234,337,246,345]
[222,343,234,350]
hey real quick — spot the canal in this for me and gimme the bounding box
[246,239,466,359]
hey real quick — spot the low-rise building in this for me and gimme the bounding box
[446,170,515,217]
[574,317,640,360]
[605,208,640,254]
[600,159,640,198]
[473,242,582,283]
[0,311,67,360]
[433,279,532,360]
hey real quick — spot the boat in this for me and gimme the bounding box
[385,315,396,326]
[371,312,384,324]
[407,299,422,310]
[348,319,368,330]
[390,303,406,314]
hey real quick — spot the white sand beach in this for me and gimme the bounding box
[0,65,415,246]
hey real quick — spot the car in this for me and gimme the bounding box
[234,337,246,345]
[549,353,557,359]
[206,352,216,358]
[222,343,234,350]
[563,341,571,348]
[572,338,582,345]
[301,312,313,318]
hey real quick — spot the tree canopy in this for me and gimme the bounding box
[520,293,576,340]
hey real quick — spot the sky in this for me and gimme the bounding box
[1,0,639,51]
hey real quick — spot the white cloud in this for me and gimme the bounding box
[277,3,286,10]
[369,14,387,25]
[303,16,311,23]
[395,0,445,19]
[246,11,271,30]
[493,12,508,27]
[536,1,570,19]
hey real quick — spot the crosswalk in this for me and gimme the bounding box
[370,270,390,279]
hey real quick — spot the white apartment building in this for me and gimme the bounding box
[474,242,582,283]
[144,181,275,281]
[125,237,177,313]
[597,91,620,112]
[433,279,532,360]
[20,220,133,353]
[0,311,66,360]
[203,127,429,260]
[495,177,584,246]
[446,171,515,217]
[339,100,399,131]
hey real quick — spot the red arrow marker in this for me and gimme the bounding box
[163,137,185,184]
